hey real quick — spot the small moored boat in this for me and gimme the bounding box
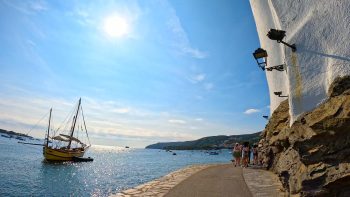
[1,134,11,138]
[16,136,25,141]
[72,156,94,162]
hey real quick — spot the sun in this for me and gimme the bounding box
[103,15,129,38]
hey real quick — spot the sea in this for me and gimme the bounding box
[0,136,232,196]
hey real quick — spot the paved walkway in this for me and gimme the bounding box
[165,164,252,197]
[112,164,216,197]
[111,164,287,197]
[243,168,287,197]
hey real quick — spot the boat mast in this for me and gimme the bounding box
[46,108,52,147]
[67,98,81,149]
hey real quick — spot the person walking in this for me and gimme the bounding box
[232,143,242,167]
[252,144,259,165]
[242,142,250,167]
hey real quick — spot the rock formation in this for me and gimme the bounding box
[259,76,350,196]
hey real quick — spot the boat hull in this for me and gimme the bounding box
[43,147,85,161]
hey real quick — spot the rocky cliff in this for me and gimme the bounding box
[259,76,350,196]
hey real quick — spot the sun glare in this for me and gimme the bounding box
[103,15,129,38]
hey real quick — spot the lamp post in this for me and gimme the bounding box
[267,29,296,52]
[253,48,268,70]
[266,64,285,72]
[274,91,288,98]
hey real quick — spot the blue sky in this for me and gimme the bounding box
[0,0,269,148]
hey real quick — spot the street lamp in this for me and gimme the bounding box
[253,48,268,70]
[262,115,269,120]
[274,91,288,97]
[266,64,284,71]
[267,29,296,52]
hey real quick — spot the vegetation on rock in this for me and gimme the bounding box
[146,132,261,150]
[0,129,33,138]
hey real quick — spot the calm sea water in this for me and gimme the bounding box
[0,136,232,196]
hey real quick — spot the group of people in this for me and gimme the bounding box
[232,142,259,167]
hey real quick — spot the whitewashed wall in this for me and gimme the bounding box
[250,0,350,124]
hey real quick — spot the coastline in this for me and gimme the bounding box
[111,164,219,197]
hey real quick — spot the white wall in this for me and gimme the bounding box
[250,0,350,124]
[250,0,289,115]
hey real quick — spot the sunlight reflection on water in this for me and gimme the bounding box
[90,144,130,153]
[0,137,231,196]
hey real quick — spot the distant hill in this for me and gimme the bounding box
[145,132,261,150]
[0,128,34,139]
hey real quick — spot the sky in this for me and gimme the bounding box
[0,0,270,148]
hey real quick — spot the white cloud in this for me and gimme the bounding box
[163,1,208,59]
[22,39,55,79]
[88,126,196,141]
[168,119,186,124]
[26,39,36,47]
[194,74,206,82]
[244,108,260,114]
[195,95,203,100]
[188,73,206,84]
[30,1,48,12]
[4,0,48,14]
[111,108,130,114]
[204,83,214,91]
[0,89,202,143]
[0,86,256,147]
[181,46,208,59]
[76,8,89,18]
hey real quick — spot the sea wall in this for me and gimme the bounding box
[250,0,350,123]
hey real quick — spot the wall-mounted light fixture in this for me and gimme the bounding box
[262,115,269,120]
[253,48,268,70]
[274,91,288,97]
[266,64,284,72]
[267,29,296,52]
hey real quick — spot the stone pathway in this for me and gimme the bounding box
[111,164,216,197]
[111,164,288,197]
[243,168,287,197]
[165,164,252,197]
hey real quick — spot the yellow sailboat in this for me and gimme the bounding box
[43,98,91,161]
